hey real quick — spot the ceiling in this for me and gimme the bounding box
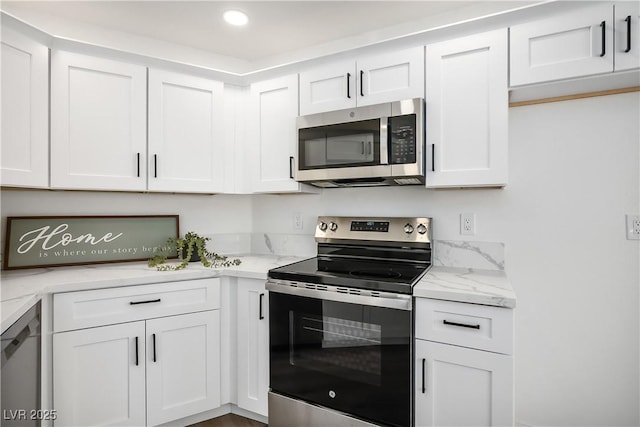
[2,1,538,65]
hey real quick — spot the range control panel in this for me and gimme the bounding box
[316,216,432,243]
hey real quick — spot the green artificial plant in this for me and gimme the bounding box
[148,231,241,271]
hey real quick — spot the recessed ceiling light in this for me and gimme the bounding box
[223,10,248,26]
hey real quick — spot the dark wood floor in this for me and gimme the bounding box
[188,414,266,427]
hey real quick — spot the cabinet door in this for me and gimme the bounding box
[146,311,220,426]
[53,322,146,427]
[299,60,356,115]
[1,28,49,188]
[425,29,508,188]
[357,46,424,107]
[236,278,269,416]
[148,69,225,193]
[510,4,614,86]
[415,340,513,427]
[50,51,147,191]
[615,2,640,71]
[249,75,317,193]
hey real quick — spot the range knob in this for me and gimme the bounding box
[329,222,338,232]
[403,223,414,234]
[417,224,428,235]
[318,222,328,231]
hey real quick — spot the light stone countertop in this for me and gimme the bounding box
[415,267,516,308]
[1,256,516,333]
[0,254,302,333]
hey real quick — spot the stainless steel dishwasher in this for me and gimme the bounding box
[1,301,41,427]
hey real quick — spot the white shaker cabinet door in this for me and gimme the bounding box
[236,278,269,416]
[147,69,225,193]
[510,3,614,86]
[146,311,220,426]
[53,322,146,427]
[615,2,640,71]
[50,51,147,191]
[426,28,508,188]
[415,339,513,427]
[299,60,356,115]
[357,46,424,107]
[249,74,317,193]
[1,27,49,188]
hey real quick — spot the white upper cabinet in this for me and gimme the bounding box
[147,69,225,193]
[510,3,615,86]
[1,27,49,188]
[425,28,508,188]
[615,2,640,71]
[249,74,318,193]
[299,46,424,115]
[51,50,147,191]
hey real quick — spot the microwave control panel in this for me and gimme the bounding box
[389,114,416,164]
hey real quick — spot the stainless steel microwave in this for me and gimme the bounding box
[295,98,425,187]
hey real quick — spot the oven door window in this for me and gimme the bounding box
[270,292,410,427]
[298,119,381,170]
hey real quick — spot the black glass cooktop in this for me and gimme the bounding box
[268,256,430,295]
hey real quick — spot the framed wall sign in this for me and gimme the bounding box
[3,215,179,270]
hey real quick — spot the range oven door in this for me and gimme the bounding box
[269,287,412,427]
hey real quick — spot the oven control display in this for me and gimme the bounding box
[350,221,390,232]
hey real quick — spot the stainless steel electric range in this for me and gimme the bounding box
[267,216,432,427]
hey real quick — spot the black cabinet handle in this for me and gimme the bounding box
[135,336,139,366]
[600,21,606,57]
[625,16,632,53]
[346,73,351,99]
[289,156,295,179]
[359,70,364,97]
[153,154,158,178]
[431,145,435,172]
[152,333,157,362]
[136,153,140,177]
[421,358,426,394]
[259,293,265,320]
[443,319,481,330]
[129,298,161,305]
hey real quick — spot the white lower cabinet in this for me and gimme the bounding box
[415,340,513,427]
[52,279,221,427]
[415,298,514,427]
[235,278,269,416]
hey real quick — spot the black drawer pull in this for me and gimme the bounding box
[421,358,426,394]
[259,293,265,320]
[152,333,157,362]
[443,319,480,330]
[136,153,140,177]
[600,21,606,57]
[129,298,161,305]
[625,16,632,53]
[135,336,139,366]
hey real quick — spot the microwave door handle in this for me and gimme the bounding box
[380,116,388,165]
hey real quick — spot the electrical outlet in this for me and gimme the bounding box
[293,212,303,230]
[626,214,640,240]
[460,213,476,235]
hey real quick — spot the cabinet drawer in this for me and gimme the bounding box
[54,278,220,332]
[415,298,513,355]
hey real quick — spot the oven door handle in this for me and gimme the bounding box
[266,280,412,311]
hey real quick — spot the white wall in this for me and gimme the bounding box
[0,190,253,242]
[252,92,640,426]
[1,92,638,426]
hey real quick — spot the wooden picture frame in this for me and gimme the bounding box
[3,215,179,270]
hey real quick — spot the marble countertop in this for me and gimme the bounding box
[0,254,302,333]
[415,267,516,308]
[1,256,516,333]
